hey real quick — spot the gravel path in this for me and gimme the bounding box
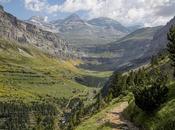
[104,102,139,130]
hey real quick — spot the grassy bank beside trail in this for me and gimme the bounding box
[75,94,132,130]
[123,82,175,130]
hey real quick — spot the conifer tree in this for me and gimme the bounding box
[96,93,103,110]
[167,26,175,76]
[151,55,159,66]
[110,72,123,97]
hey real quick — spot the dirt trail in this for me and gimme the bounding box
[104,102,139,130]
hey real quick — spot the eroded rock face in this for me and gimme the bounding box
[0,6,76,59]
[149,17,175,55]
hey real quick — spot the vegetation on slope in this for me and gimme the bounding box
[76,95,132,130]
[0,38,83,101]
[76,27,175,130]
[124,82,175,130]
[0,38,111,129]
[77,50,173,130]
[123,26,175,130]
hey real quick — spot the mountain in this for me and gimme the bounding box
[101,16,175,71]
[80,26,162,71]
[0,6,108,129]
[88,17,130,33]
[56,14,88,32]
[50,19,64,27]
[0,7,74,58]
[117,26,162,42]
[127,25,142,32]
[51,14,129,48]
[149,16,175,54]
[27,16,57,32]
[24,12,175,72]
[28,16,47,25]
[60,14,86,26]
[26,14,136,49]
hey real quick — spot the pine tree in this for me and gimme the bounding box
[96,93,103,110]
[167,26,175,76]
[110,72,123,97]
[133,69,169,113]
[133,79,168,112]
[151,55,159,66]
[126,71,135,87]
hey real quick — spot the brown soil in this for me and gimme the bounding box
[102,102,139,130]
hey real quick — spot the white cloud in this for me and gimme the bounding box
[24,0,47,12]
[23,0,175,27]
[44,16,48,22]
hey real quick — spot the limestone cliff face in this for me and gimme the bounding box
[0,6,76,58]
[148,17,175,55]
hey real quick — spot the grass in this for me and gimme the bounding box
[118,26,162,43]
[0,38,110,104]
[75,94,132,130]
[76,72,175,130]
[76,82,175,130]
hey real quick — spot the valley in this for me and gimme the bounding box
[0,2,175,130]
[0,36,111,129]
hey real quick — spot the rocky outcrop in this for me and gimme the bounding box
[26,16,57,33]
[148,17,175,55]
[0,6,76,58]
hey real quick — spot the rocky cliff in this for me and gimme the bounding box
[0,6,75,58]
[148,17,175,55]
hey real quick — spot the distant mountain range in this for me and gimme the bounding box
[0,4,175,72]
[88,17,129,33]
[81,16,175,71]
[27,14,141,48]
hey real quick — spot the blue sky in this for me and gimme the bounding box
[0,0,75,21]
[0,0,175,27]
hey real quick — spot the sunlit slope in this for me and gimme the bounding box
[0,38,110,102]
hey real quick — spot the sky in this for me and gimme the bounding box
[0,0,175,27]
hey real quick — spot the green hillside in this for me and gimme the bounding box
[75,95,132,130]
[0,38,81,101]
[124,81,175,130]
[77,80,175,130]
[80,26,162,71]
[0,38,111,129]
[117,26,162,42]
[76,49,175,130]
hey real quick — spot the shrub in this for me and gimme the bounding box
[133,83,168,112]
[159,117,175,130]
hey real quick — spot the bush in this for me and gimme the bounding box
[133,83,168,112]
[159,117,175,130]
[103,72,125,99]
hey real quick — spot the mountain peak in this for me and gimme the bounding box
[64,13,83,22]
[62,13,86,26]
[88,17,129,33]
[28,16,48,24]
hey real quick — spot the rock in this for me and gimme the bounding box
[0,5,77,59]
